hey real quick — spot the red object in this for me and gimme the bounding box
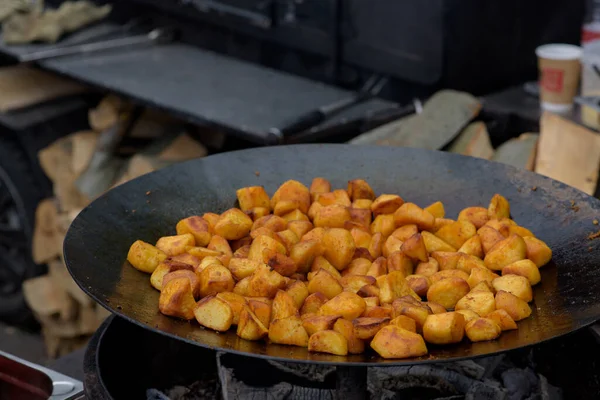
[540,68,565,92]
[582,29,600,43]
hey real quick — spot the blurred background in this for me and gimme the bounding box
[1,0,600,398]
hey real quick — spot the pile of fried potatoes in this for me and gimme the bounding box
[126,178,552,359]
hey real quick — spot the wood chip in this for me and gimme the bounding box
[492,133,539,171]
[448,122,494,159]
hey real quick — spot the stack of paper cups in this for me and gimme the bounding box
[535,44,583,113]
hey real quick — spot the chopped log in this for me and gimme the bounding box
[536,112,600,195]
[129,108,182,139]
[48,260,94,307]
[22,275,71,317]
[32,198,60,264]
[349,90,481,149]
[448,122,494,159]
[79,304,101,335]
[88,94,129,132]
[71,130,99,177]
[158,133,208,161]
[492,133,538,171]
[38,135,73,183]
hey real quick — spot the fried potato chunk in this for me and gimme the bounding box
[423,312,466,344]
[128,240,168,273]
[194,295,233,331]
[159,278,196,320]
[465,317,501,342]
[308,330,348,355]
[370,325,428,359]
[214,209,253,240]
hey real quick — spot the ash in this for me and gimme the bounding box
[148,349,561,400]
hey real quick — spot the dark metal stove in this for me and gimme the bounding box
[82,315,600,400]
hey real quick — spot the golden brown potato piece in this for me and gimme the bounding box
[301,227,326,244]
[431,252,461,270]
[347,179,375,201]
[313,204,351,229]
[423,312,466,344]
[363,306,393,319]
[415,258,440,277]
[388,251,414,277]
[458,235,484,258]
[247,265,286,298]
[159,278,196,320]
[492,274,532,302]
[307,202,323,221]
[307,269,343,299]
[228,258,262,281]
[340,275,376,294]
[248,235,286,263]
[281,209,309,223]
[233,276,251,296]
[348,207,372,230]
[208,235,233,266]
[316,191,348,207]
[353,317,391,340]
[237,307,268,340]
[319,292,366,320]
[170,253,201,269]
[288,221,314,240]
[488,194,510,219]
[467,266,500,290]
[456,254,486,274]
[427,278,470,310]
[502,259,541,285]
[309,177,331,200]
[246,207,270,221]
[286,280,309,309]
[199,264,235,297]
[308,330,348,355]
[271,290,299,322]
[302,315,341,336]
[362,296,380,307]
[353,199,373,209]
[333,319,365,354]
[368,232,384,259]
[477,225,505,254]
[455,309,480,323]
[236,186,271,211]
[357,285,380,298]
[421,232,457,253]
[392,225,419,242]
[213,209,253,240]
[470,281,494,293]
[401,233,429,263]
[424,201,445,218]
[263,249,298,277]
[392,297,432,331]
[352,247,374,263]
[196,256,223,273]
[194,295,233,331]
[458,207,489,229]
[509,225,534,238]
[350,228,372,249]
[383,235,404,258]
[271,180,311,214]
[378,271,420,304]
[252,214,288,233]
[433,218,455,232]
[495,290,531,321]
[311,256,342,280]
[301,292,328,315]
[176,216,212,247]
[484,234,527,271]
[390,315,417,332]
[394,203,435,231]
[230,236,253,252]
[405,274,431,298]
[250,226,277,241]
[370,214,396,238]
[156,234,196,257]
[248,299,272,328]
[344,258,372,276]
[465,318,501,342]
[435,220,476,250]
[487,309,517,331]
[429,270,470,284]
[370,325,428,359]
[333,189,353,206]
[455,291,496,317]
[523,236,552,267]
[425,302,447,314]
[163,270,201,299]
[290,240,323,273]
[150,260,193,291]
[484,218,512,238]
[366,257,388,278]
[216,292,248,325]
[202,212,220,232]
[371,194,404,216]
[323,228,356,270]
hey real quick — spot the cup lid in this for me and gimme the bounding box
[536,44,582,60]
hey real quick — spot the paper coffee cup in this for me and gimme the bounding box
[536,44,582,113]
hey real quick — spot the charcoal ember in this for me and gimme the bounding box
[537,375,562,400]
[165,379,221,400]
[501,368,538,400]
[267,360,336,382]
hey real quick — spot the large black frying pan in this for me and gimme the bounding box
[63,144,600,366]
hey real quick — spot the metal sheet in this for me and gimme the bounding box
[63,144,600,365]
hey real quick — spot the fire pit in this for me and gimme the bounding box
[82,315,600,399]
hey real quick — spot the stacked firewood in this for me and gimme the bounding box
[24,95,208,358]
